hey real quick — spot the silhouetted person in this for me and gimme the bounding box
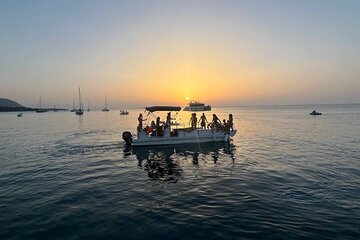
[137,113,146,131]
[229,114,234,130]
[156,117,162,136]
[165,112,173,131]
[211,114,221,129]
[225,120,231,132]
[199,113,208,129]
[151,120,156,136]
[189,113,197,129]
[151,120,156,130]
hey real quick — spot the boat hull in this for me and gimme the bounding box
[130,129,237,147]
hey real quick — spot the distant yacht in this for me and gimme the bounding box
[75,87,84,115]
[102,97,109,112]
[120,109,129,115]
[183,100,211,112]
[36,96,47,113]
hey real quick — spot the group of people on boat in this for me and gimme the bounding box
[137,112,174,137]
[137,112,234,137]
[189,113,233,131]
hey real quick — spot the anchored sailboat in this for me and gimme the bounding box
[75,88,84,115]
[102,97,109,112]
[36,96,47,113]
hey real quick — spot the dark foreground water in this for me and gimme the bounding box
[1,105,359,239]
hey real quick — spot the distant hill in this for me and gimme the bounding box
[0,98,34,112]
[0,98,24,107]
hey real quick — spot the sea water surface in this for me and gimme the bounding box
[0,105,359,239]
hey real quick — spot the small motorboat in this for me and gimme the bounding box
[17,113,23,117]
[310,110,322,115]
[120,110,129,115]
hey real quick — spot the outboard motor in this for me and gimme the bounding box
[122,131,133,146]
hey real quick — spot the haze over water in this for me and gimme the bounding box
[1,104,359,239]
[1,1,360,107]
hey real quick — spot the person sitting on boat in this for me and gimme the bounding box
[137,113,147,132]
[198,113,208,129]
[189,113,197,130]
[145,125,153,135]
[151,120,156,130]
[210,114,221,129]
[229,114,234,130]
[225,120,231,132]
[222,119,227,131]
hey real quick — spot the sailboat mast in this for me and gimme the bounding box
[78,87,83,110]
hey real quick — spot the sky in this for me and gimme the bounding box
[0,0,360,108]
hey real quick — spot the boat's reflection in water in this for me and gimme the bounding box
[128,142,236,182]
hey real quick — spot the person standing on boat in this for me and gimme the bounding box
[229,114,234,130]
[156,117,164,136]
[165,112,173,131]
[199,113,208,129]
[189,113,197,129]
[137,113,147,131]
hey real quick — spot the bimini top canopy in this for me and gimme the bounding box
[145,106,181,112]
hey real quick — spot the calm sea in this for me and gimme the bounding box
[0,105,359,239]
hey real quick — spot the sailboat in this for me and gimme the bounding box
[102,97,109,112]
[75,87,84,115]
[36,96,47,113]
[70,99,75,112]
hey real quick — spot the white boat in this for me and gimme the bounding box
[120,109,129,115]
[75,87,84,115]
[183,100,211,112]
[122,106,236,147]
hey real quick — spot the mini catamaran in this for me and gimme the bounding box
[75,87,84,115]
[122,106,237,147]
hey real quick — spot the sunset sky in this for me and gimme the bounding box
[1,0,359,108]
